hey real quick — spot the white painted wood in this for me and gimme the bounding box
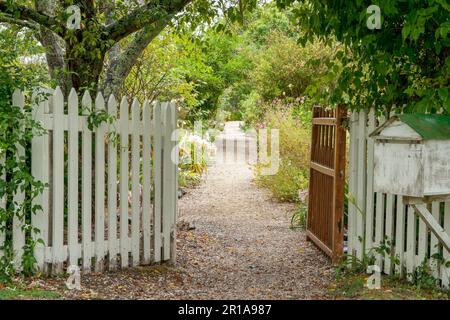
[52,87,65,273]
[131,99,141,266]
[94,93,106,272]
[7,88,176,274]
[68,89,79,267]
[169,102,178,263]
[12,90,25,270]
[384,194,395,274]
[443,202,450,287]
[162,102,172,261]
[406,205,417,280]
[429,202,441,278]
[347,111,359,257]
[423,141,450,197]
[142,101,152,264]
[374,142,424,197]
[356,110,367,260]
[411,204,450,253]
[107,95,118,270]
[365,109,376,254]
[395,196,406,276]
[119,97,129,268]
[81,91,93,273]
[31,91,46,270]
[374,193,385,268]
[153,102,163,263]
[373,138,450,199]
[378,121,422,140]
[417,211,428,265]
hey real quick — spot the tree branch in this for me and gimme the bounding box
[35,0,72,95]
[102,20,168,97]
[0,13,40,30]
[105,0,191,42]
[0,1,63,34]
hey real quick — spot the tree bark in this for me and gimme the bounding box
[35,0,72,95]
[102,22,167,97]
[1,0,193,94]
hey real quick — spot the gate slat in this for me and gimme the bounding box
[82,91,93,273]
[443,202,450,288]
[375,193,385,268]
[347,111,359,256]
[142,101,152,264]
[52,87,65,273]
[131,99,141,266]
[31,91,47,270]
[12,90,25,270]
[430,202,441,278]
[384,194,395,274]
[170,102,178,263]
[107,95,118,270]
[68,89,79,267]
[162,103,172,260]
[95,93,106,272]
[417,216,428,266]
[119,97,130,268]
[153,102,162,262]
[406,205,417,280]
[356,110,367,260]
[395,196,406,276]
[365,109,376,254]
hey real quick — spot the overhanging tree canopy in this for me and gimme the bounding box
[0,0,258,95]
[279,0,450,113]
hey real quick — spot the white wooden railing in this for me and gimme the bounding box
[0,87,178,274]
[348,109,450,288]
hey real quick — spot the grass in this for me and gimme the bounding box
[0,286,61,300]
[330,273,450,300]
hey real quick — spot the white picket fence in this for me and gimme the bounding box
[348,109,450,288]
[0,87,178,274]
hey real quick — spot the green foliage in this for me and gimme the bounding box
[255,104,311,203]
[0,286,60,300]
[290,205,307,230]
[410,259,440,290]
[0,25,47,282]
[279,0,450,113]
[249,32,335,101]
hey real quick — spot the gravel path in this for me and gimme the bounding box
[48,122,333,300]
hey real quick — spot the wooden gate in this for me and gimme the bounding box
[307,106,346,263]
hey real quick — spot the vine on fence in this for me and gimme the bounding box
[0,27,51,281]
[0,93,47,282]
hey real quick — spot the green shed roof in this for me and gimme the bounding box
[397,114,450,140]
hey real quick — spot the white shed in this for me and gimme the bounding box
[370,114,450,199]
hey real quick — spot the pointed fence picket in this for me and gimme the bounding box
[1,87,178,274]
[348,109,450,288]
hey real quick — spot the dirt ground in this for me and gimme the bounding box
[15,122,334,300]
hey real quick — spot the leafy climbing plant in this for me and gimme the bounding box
[0,26,47,282]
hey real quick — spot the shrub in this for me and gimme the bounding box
[255,104,311,203]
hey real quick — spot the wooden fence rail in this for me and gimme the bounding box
[0,87,178,274]
[348,109,450,288]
